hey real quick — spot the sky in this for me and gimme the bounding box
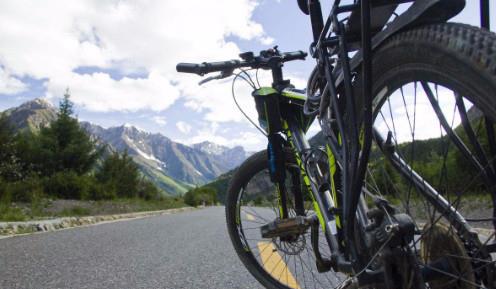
[0,0,494,151]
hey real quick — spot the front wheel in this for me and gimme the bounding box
[225,150,345,289]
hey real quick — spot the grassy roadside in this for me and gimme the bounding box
[0,197,186,222]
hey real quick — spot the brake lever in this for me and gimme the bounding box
[198,75,221,85]
[198,69,234,86]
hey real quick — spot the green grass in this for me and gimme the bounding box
[59,206,92,217]
[0,197,186,221]
[99,197,186,213]
[147,169,193,195]
[0,207,27,221]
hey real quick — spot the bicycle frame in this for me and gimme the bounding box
[255,0,494,283]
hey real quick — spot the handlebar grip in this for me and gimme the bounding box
[177,60,243,75]
[176,63,203,75]
[282,51,307,61]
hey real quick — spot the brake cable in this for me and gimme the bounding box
[231,70,268,137]
[238,68,257,89]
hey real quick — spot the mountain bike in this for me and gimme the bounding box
[177,0,496,288]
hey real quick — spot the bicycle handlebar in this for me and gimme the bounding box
[176,50,307,76]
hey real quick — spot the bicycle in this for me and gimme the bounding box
[177,0,496,288]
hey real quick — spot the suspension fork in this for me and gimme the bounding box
[252,88,290,219]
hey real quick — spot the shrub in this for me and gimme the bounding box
[0,206,27,221]
[44,171,95,200]
[1,175,44,203]
[138,178,161,200]
[86,181,116,200]
[183,187,217,207]
[96,150,140,198]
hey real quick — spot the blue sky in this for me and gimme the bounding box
[0,0,494,151]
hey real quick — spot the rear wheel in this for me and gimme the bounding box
[361,23,496,288]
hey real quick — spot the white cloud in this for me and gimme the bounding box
[45,71,179,112]
[153,115,167,126]
[0,67,28,94]
[260,36,275,45]
[176,121,192,134]
[179,122,266,151]
[0,0,273,112]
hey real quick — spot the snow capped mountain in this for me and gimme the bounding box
[81,122,249,194]
[193,141,230,155]
[193,141,248,170]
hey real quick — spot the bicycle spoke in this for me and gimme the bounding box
[419,263,485,288]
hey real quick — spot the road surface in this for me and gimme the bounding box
[3,206,491,289]
[0,207,263,289]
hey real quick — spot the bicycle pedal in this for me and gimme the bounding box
[260,216,309,239]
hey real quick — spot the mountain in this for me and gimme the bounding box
[193,141,247,170]
[82,123,248,194]
[1,98,248,196]
[2,98,57,131]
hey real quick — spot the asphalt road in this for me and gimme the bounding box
[0,207,263,289]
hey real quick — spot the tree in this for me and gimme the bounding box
[137,177,161,200]
[183,186,217,207]
[96,150,140,198]
[34,89,101,176]
[0,114,22,181]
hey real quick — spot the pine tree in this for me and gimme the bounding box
[96,150,140,198]
[0,114,22,181]
[36,89,101,176]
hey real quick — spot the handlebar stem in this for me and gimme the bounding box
[271,63,288,90]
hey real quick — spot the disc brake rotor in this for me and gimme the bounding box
[420,222,476,289]
[273,234,306,255]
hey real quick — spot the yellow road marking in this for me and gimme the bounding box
[245,213,255,221]
[257,242,301,289]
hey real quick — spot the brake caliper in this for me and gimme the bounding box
[365,197,415,248]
